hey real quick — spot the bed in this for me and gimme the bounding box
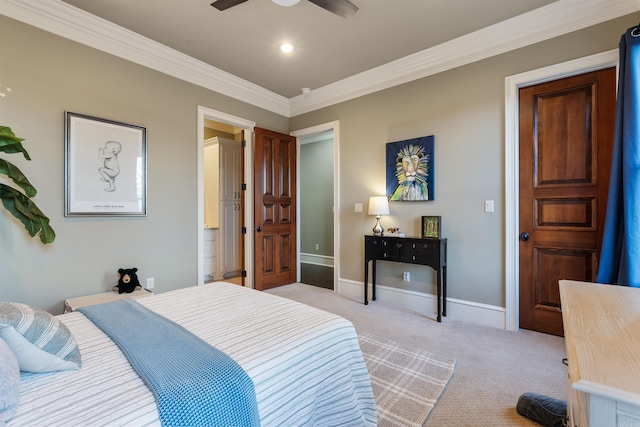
[3,282,377,426]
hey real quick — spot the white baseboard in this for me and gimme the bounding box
[300,253,334,267]
[337,278,506,329]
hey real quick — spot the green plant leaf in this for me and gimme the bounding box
[0,184,56,244]
[0,125,54,244]
[0,159,37,197]
[0,126,31,160]
[37,216,56,244]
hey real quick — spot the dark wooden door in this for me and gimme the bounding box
[253,128,297,290]
[240,131,245,286]
[519,68,616,336]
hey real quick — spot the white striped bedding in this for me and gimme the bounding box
[9,282,377,426]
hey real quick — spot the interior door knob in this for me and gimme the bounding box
[521,232,529,241]
[255,226,262,232]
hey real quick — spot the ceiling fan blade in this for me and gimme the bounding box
[210,0,249,11]
[308,0,358,18]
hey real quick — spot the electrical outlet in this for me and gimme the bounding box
[146,277,155,290]
[403,271,410,281]
[354,203,363,212]
[315,244,320,250]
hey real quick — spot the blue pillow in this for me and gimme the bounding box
[0,302,81,373]
[0,337,20,424]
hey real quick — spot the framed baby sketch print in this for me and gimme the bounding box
[65,111,147,216]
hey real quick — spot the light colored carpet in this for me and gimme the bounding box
[266,283,567,426]
[359,332,455,427]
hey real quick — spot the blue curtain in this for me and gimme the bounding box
[597,26,640,287]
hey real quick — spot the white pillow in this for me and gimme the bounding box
[0,337,20,423]
[0,302,81,373]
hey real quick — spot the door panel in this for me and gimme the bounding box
[519,68,615,336]
[254,128,297,290]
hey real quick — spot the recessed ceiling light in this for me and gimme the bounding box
[272,0,300,6]
[279,43,294,53]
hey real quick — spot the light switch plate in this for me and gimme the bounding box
[484,200,495,213]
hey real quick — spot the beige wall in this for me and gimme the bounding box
[0,16,287,312]
[1,12,638,315]
[290,14,639,308]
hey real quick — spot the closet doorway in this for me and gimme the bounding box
[202,117,246,286]
[293,122,340,291]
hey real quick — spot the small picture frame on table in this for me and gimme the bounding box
[421,216,441,238]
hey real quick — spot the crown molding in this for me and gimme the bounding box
[289,0,639,115]
[0,0,291,116]
[1,0,638,118]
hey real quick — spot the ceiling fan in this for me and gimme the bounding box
[211,0,358,18]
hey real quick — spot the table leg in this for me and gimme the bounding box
[372,259,377,301]
[442,265,447,317]
[364,260,369,305]
[436,268,442,322]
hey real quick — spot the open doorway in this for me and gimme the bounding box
[292,122,340,292]
[197,106,255,288]
[203,130,243,285]
[298,131,334,289]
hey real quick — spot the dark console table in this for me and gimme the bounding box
[364,235,447,322]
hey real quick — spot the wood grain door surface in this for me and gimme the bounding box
[253,128,297,290]
[518,68,616,336]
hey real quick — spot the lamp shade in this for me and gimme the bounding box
[368,196,390,215]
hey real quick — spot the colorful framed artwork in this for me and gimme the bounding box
[421,216,441,238]
[65,111,147,216]
[386,135,434,201]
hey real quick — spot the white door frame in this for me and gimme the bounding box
[503,50,618,331]
[197,106,256,287]
[291,121,340,290]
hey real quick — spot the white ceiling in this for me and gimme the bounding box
[60,0,558,99]
[2,0,638,116]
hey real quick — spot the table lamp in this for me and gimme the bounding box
[368,196,390,235]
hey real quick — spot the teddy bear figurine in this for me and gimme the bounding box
[113,268,142,294]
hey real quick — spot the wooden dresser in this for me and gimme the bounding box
[559,280,640,426]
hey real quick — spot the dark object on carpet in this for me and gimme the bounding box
[516,392,567,427]
[300,263,333,290]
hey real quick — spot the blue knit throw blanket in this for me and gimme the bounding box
[78,299,260,427]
